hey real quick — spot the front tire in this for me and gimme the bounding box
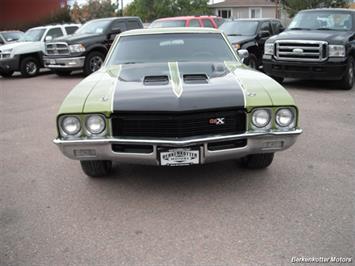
[271,76,284,84]
[339,57,354,90]
[20,57,40,77]
[80,160,112,177]
[246,53,258,69]
[83,51,105,76]
[240,153,274,169]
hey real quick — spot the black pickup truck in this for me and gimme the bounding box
[43,17,143,76]
[220,18,284,69]
[263,8,355,90]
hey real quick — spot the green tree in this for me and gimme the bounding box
[281,0,350,17]
[125,0,210,22]
[70,0,118,23]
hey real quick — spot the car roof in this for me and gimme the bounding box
[120,27,220,36]
[155,16,218,21]
[0,30,23,33]
[29,24,80,30]
[228,18,279,22]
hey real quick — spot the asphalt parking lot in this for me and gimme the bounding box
[1,72,354,265]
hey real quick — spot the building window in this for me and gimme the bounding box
[249,8,262,18]
[218,9,231,19]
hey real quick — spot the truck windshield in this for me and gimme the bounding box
[76,19,111,34]
[19,28,46,42]
[107,33,237,65]
[288,11,352,31]
[150,20,186,28]
[2,31,23,42]
[219,21,259,36]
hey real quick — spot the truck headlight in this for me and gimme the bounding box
[264,43,274,55]
[276,108,295,128]
[329,45,345,57]
[61,116,81,135]
[0,48,13,59]
[86,115,106,134]
[69,44,85,53]
[252,109,271,128]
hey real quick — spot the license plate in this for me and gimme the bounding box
[49,59,56,65]
[159,147,200,166]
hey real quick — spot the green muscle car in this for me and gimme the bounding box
[54,28,302,177]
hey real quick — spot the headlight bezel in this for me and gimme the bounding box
[68,43,86,53]
[329,44,346,57]
[60,115,82,137]
[251,108,272,129]
[85,114,106,136]
[264,42,274,55]
[0,48,14,59]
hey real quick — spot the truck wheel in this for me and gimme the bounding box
[80,160,112,177]
[240,153,274,169]
[246,53,257,69]
[271,76,284,84]
[20,57,40,77]
[84,51,105,76]
[339,57,354,90]
[54,70,72,76]
[0,70,14,78]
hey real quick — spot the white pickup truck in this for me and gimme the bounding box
[0,24,80,78]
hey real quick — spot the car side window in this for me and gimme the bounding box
[65,26,79,35]
[127,21,141,30]
[271,21,283,34]
[202,19,214,28]
[46,27,64,39]
[111,21,127,33]
[260,21,271,34]
[0,36,4,45]
[189,19,201,27]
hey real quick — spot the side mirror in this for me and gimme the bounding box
[258,30,270,38]
[238,49,249,63]
[45,36,53,42]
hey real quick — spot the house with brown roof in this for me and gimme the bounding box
[209,0,277,19]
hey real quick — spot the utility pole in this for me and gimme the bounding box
[121,0,124,16]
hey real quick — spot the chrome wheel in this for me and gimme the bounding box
[89,56,103,72]
[26,61,38,75]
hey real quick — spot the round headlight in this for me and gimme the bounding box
[86,115,106,134]
[276,108,294,127]
[61,116,81,135]
[252,109,271,128]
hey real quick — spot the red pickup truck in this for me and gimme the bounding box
[149,16,224,29]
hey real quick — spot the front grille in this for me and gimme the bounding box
[111,110,246,138]
[275,40,327,62]
[46,42,70,55]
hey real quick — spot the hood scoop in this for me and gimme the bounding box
[144,75,169,85]
[183,74,208,84]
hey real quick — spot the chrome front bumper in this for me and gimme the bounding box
[53,130,302,165]
[43,56,85,69]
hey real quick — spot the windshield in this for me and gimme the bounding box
[19,28,46,42]
[2,31,24,42]
[149,20,186,28]
[76,19,111,34]
[288,11,353,31]
[219,21,259,36]
[107,33,236,65]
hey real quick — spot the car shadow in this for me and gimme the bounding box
[85,160,273,198]
[283,78,353,91]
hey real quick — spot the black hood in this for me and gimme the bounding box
[227,35,255,44]
[112,62,245,112]
[55,33,103,44]
[268,29,352,44]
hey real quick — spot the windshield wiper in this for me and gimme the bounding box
[288,27,311,30]
[227,34,242,36]
[315,28,336,31]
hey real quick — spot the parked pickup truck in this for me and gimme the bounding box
[0,24,80,78]
[220,18,284,69]
[43,17,143,76]
[263,8,355,90]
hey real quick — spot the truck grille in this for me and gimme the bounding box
[46,42,70,56]
[275,40,327,62]
[111,110,246,139]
